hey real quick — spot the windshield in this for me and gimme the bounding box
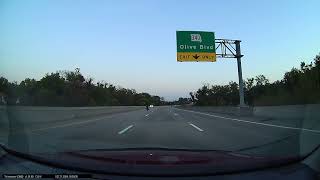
[1,0,320,175]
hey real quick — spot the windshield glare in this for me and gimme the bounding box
[0,0,320,175]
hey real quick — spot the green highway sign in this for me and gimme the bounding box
[176,31,216,62]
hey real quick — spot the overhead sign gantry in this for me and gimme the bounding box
[176,31,245,107]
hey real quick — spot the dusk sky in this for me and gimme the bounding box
[1,0,319,100]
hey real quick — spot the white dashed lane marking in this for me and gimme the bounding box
[189,123,204,132]
[118,125,134,135]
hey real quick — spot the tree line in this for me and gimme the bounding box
[0,68,166,106]
[190,53,320,106]
[1,53,319,107]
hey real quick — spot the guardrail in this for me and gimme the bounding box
[0,105,144,125]
[178,104,320,119]
[177,105,253,116]
[253,104,320,130]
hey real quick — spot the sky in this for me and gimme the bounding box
[1,0,319,100]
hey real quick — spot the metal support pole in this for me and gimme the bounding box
[235,40,245,107]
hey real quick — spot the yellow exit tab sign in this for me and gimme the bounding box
[176,31,216,62]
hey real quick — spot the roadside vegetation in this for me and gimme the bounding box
[1,53,319,107]
[190,53,320,106]
[0,68,165,106]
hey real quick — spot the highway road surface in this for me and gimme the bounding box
[1,106,320,157]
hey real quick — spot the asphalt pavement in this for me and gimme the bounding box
[1,106,320,157]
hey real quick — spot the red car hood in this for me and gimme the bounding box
[65,149,267,165]
[33,148,300,176]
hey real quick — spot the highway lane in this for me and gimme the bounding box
[2,106,320,157]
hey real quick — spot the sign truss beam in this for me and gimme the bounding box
[215,39,245,107]
[215,39,243,58]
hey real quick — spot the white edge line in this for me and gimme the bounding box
[228,153,251,158]
[176,108,320,134]
[30,118,105,132]
[29,115,118,133]
[118,125,134,135]
[189,123,204,132]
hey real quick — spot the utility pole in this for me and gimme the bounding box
[235,40,245,107]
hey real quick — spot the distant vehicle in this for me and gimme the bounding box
[15,98,20,104]
[150,105,154,108]
[0,95,7,105]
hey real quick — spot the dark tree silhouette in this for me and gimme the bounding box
[191,53,320,106]
[0,68,166,106]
